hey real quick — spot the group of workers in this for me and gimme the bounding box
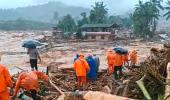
[0,46,137,99]
[0,48,48,100]
[107,49,137,79]
[73,53,100,88]
[73,49,138,88]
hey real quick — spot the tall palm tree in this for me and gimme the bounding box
[132,0,160,38]
[164,0,170,20]
[150,0,163,32]
[150,0,164,9]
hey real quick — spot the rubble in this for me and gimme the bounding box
[1,31,168,99]
[41,46,168,100]
[9,45,168,100]
[9,43,167,100]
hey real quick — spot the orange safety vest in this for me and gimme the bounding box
[0,64,13,93]
[107,52,114,65]
[113,53,124,66]
[130,51,137,64]
[73,58,90,76]
[14,71,48,96]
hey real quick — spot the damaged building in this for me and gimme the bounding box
[80,23,119,41]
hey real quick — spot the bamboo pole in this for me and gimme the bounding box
[136,75,152,100]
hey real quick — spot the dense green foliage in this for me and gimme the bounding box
[77,2,132,28]
[132,0,163,38]
[89,2,108,24]
[164,0,170,20]
[107,15,133,28]
[0,19,53,30]
[78,12,89,27]
[57,1,133,39]
[57,14,76,32]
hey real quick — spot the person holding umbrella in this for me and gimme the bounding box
[22,39,42,71]
[27,48,41,71]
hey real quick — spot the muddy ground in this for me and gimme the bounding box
[0,31,167,100]
[0,32,163,70]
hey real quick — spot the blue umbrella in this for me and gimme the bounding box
[22,39,42,49]
[113,47,128,55]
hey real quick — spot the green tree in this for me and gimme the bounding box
[132,0,160,38]
[57,14,76,32]
[150,0,163,32]
[108,16,122,24]
[78,12,89,27]
[164,0,170,20]
[122,17,133,28]
[108,15,133,28]
[89,2,108,24]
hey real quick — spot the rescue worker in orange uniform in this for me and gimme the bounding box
[122,51,129,66]
[0,64,13,100]
[107,49,115,75]
[130,50,137,66]
[113,52,124,80]
[13,71,48,100]
[73,53,90,88]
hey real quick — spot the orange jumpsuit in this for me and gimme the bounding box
[14,71,48,96]
[122,52,129,66]
[113,53,124,79]
[0,64,13,100]
[130,50,137,65]
[107,52,115,74]
[73,56,90,86]
[113,53,124,67]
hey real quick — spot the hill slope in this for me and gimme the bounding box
[0,19,53,30]
[0,1,89,22]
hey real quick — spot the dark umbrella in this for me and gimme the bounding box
[113,47,128,55]
[22,39,42,49]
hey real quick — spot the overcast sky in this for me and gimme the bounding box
[0,0,152,14]
[0,0,139,8]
